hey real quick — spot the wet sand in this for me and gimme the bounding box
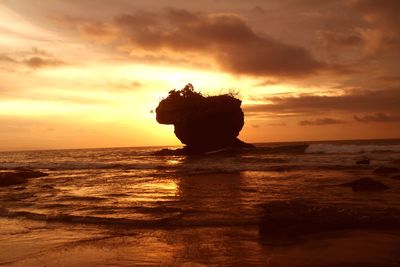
[1,217,400,267]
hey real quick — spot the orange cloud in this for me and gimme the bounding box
[73,9,325,77]
[354,113,400,123]
[244,88,400,116]
[23,56,64,69]
[299,118,343,126]
[316,30,363,48]
[348,0,400,52]
[0,48,65,70]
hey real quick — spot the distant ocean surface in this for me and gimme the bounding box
[1,139,400,266]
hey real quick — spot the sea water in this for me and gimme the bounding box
[0,139,400,266]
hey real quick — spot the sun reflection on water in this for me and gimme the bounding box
[123,178,181,203]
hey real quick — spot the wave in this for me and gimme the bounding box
[2,201,400,233]
[0,162,370,175]
[0,162,173,171]
[254,144,309,154]
[0,208,257,228]
[306,144,400,154]
[1,142,399,172]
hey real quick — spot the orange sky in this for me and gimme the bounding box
[0,0,399,150]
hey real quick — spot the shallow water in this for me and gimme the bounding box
[1,140,400,265]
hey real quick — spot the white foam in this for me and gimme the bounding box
[306,144,400,154]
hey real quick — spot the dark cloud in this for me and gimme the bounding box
[0,49,65,70]
[378,76,400,82]
[354,113,400,123]
[267,122,287,126]
[23,56,64,69]
[349,0,400,31]
[0,54,18,63]
[77,9,325,77]
[316,30,363,48]
[244,87,400,116]
[348,0,400,52]
[77,21,117,44]
[30,47,52,56]
[299,117,343,126]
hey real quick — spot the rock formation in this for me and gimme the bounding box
[0,169,48,187]
[373,166,400,175]
[339,178,389,191]
[259,200,400,239]
[155,84,253,154]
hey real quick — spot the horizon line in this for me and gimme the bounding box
[1,137,399,153]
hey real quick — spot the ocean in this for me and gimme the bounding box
[1,139,400,266]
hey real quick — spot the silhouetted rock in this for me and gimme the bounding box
[356,159,370,165]
[259,200,400,239]
[0,170,48,187]
[0,172,27,186]
[340,178,389,191]
[156,84,253,154]
[391,174,400,180]
[373,166,400,175]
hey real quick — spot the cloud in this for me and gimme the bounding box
[75,9,324,77]
[244,87,400,116]
[23,56,65,69]
[107,81,143,91]
[378,76,400,82]
[267,122,287,126]
[348,0,400,31]
[348,0,400,52]
[0,48,65,70]
[250,6,266,16]
[77,21,118,44]
[354,113,400,123]
[0,54,18,63]
[299,117,343,126]
[256,79,280,86]
[316,30,363,48]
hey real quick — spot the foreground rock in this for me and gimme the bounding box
[373,166,400,175]
[259,200,400,239]
[391,174,400,180]
[356,159,370,165]
[0,170,48,187]
[155,84,253,154]
[340,178,389,191]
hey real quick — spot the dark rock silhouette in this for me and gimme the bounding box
[373,166,400,175]
[391,174,400,180]
[259,200,400,239]
[155,84,253,154]
[356,158,370,165]
[340,178,389,191]
[0,169,48,187]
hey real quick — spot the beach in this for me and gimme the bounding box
[1,140,400,266]
[1,218,400,266]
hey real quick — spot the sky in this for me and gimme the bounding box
[0,0,399,150]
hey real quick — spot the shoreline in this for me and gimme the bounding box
[1,217,399,267]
